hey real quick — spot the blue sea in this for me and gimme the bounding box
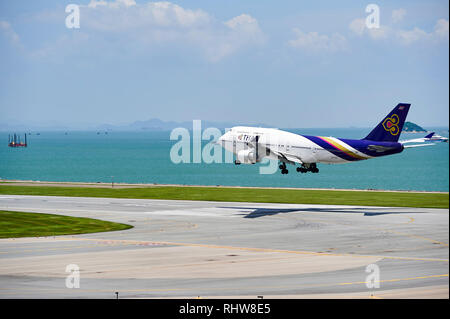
[0,128,448,192]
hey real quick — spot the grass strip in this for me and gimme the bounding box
[0,210,132,238]
[0,185,448,209]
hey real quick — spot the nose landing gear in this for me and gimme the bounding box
[279,163,289,174]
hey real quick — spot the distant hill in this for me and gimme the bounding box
[403,121,427,133]
[97,118,271,131]
[0,119,270,132]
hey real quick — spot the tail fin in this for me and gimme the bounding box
[363,103,410,142]
[424,132,435,139]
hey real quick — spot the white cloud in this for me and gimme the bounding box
[225,14,258,32]
[391,9,406,23]
[81,1,211,31]
[396,27,430,45]
[434,19,449,39]
[288,28,348,52]
[396,19,449,45]
[88,0,135,8]
[349,18,390,39]
[349,16,448,45]
[74,1,264,61]
[0,20,20,45]
[368,25,390,39]
[88,0,108,8]
[349,18,365,36]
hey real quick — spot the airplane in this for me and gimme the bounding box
[400,132,449,144]
[425,132,449,143]
[218,103,435,174]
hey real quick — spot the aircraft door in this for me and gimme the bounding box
[312,147,319,161]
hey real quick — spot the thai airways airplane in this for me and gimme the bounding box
[218,103,432,174]
[401,132,449,144]
[425,132,449,143]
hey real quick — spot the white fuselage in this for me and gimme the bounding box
[218,126,373,165]
[428,134,449,142]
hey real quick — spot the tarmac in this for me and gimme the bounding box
[0,195,448,298]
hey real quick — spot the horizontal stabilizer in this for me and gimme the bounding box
[403,143,436,148]
[400,138,426,144]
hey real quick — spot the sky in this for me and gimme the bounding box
[0,0,448,129]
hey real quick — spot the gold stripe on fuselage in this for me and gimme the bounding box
[318,137,368,160]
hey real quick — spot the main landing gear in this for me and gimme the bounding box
[279,162,319,174]
[296,163,319,174]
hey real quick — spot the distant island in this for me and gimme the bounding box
[0,119,271,132]
[96,119,272,131]
[402,121,427,133]
[0,119,438,133]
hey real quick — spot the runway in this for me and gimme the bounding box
[0,195,448,298]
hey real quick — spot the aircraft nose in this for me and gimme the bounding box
[216,132,228,145]
[218,135,225,144]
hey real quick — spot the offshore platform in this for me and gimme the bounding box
[8,133,27,147]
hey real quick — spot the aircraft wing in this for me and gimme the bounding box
[403,143,436,148]
[278,152,303,164]
[264,146,303,165]
[400,136,442,147]
[244,139,303,165]
[400,138,426,144]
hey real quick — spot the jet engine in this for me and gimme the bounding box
[236,149,257,164]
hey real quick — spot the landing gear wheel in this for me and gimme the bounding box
[310,164,319,173]
[279,162,287,174]
[296,166,307,173]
